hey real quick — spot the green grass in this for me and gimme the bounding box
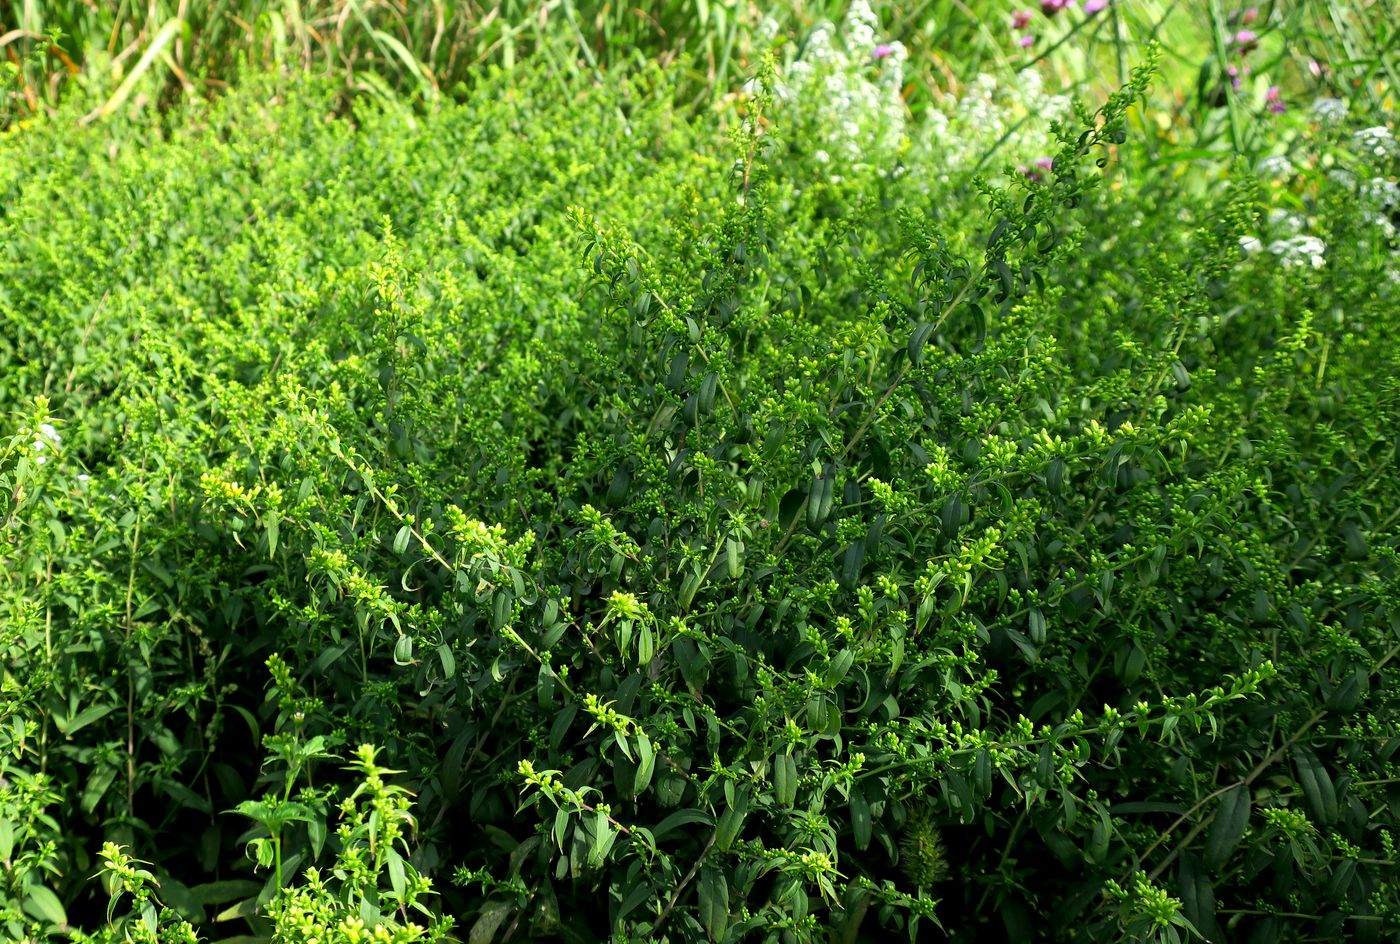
[4,1,1394,142]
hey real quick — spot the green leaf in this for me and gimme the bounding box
[714,787,749,851]
[807,473,834,528]
[1204,784,1250,870]
[1293,748,1338,825]
[190,879,261,907]
[469,900,513,944]
[850,789,873,850]
[1325,857,1358,901]
[634,733,655,795]
[725,536,742,579]
[22,885,67,927]
[993,257,1015,301]
[1178,854,1218,942]
[553,808,569,849]
[653,809,714,841]
[1325,668,1368,713]
[827,648,855,686]
[679,564,705,612]
[908,322,935,366]
[698,864,729,942]
[974,749,993,798]
[589,810,617,866]
[308,815,327,861]
[55,702,115,737]
[387,850,408,901]
[1087,802,1111,864]
[774,752,798,807]
[616,879,655,922]
[1028,607,1047,645]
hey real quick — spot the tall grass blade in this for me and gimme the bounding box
[80,17,184,125]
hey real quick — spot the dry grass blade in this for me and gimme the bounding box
[79,17,184,125]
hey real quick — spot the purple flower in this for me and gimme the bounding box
[1019,157,1055,182]
[1266,85,1285,114]
[1241,6,1258,23]
[1041,0,1075,16]
[1232,29,1258,50]
[1012,9,1033,29]
[1019,33,1036,47]
[1227,63,1246,89]
[873,43,895,59]
[1083,0,1108,12]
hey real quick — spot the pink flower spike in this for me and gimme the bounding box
[873,43,894,59]
[1012,10,1033,29]
[1266,85,1286,114]
[1034,157,1055,172]
[1232,29,1257,47]
[1084,0,1109,13]
[1019,33,1036,47]
[1041,0,1074,17]
[1241,6,1258,23]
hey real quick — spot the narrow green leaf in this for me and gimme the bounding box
[775,752,798,807]
[616,880,654,923]
[469,900,513,944]
[908,322,935,366]
[1177,854,1217,941]
[850,789,872,850]
[653,809,714,841]
[1204,784,1250,870]
[698,864,729,941]
[634,733,655,795]
[1293,748,1338,825]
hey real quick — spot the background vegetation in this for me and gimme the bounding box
[2,2,1398,943]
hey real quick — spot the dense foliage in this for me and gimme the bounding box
[3,5,1400,944]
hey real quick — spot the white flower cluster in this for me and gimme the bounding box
[1256,154,1293,179]
[1268,209,1305,235]
[769,0,909,171]
[1267,235,1328,269]
[1353,126,1397,158]
[1327,167,1356,188]
[766,5,1080,185]
[914,67,1073,182]
[1241,231,1328,269]
[1361,176,1399,210]
[30,422,60,465]
[1359,177,1398,237]
[1310,97,1348,125]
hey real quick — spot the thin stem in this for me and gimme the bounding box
[654,831,717,935]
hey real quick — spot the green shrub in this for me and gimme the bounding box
[2,42,1399,944]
